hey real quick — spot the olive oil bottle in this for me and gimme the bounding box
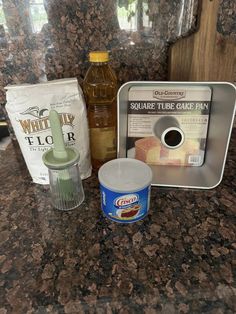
[83,51,117,170]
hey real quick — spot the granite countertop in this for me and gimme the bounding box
[0,130,235,314]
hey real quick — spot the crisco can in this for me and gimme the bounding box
[98,158,152,223]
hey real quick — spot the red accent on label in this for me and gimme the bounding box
[121,208,139,218]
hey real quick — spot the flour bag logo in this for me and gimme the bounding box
[19,106,75,135]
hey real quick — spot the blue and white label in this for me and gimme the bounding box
[100,184,151,223]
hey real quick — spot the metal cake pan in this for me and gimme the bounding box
[117,81,236,189]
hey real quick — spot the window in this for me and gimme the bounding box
[117,0,152,31]
[29,0,48,33]
[0,0,7,31]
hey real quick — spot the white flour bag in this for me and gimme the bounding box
[5,78,91,184]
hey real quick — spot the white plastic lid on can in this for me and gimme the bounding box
[98,158,153,193]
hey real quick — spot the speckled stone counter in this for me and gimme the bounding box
[0,130,235,314]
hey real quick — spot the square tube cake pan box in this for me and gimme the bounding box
[117,81,236,189]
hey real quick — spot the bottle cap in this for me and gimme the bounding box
[89,51,109,63]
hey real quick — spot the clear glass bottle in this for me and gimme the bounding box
[83,51,117,170]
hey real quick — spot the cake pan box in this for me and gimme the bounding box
[117,81,236,189]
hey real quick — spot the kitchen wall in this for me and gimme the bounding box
[0,0,235,105]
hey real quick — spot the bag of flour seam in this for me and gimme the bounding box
[5,78,91,184]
